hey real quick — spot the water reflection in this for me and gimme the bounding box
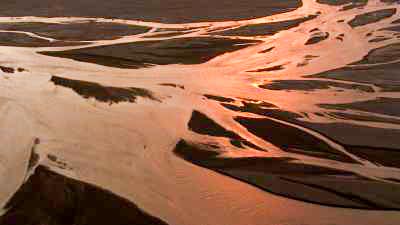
[0,0,400,224]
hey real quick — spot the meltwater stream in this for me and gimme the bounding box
[0,0,400,224]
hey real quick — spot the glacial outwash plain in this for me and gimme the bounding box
[0,0,400,225]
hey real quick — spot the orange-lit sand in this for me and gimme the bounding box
[0,0,400,224]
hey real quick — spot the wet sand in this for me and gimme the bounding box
[174,140,400,210]
[50,76,160,104]
[211,14,317,36]
[348,8,397,27]
[260,79,374,92]
[234,116,357,163]
[41,37,261,69]
[1,166,169,225]
[0,0,302,23]
[1,0,400,225]
[0,32,85,47]
[309,43,400,91]
[0,22,150,41]
[188,110,264,150]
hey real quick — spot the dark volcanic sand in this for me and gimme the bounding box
[317,0,368,11]
[348,8,397,28]
[305,32,330,45]
[234,116,357,163]
[0,22,150,41]
[188,110,242,139]
[0,66,15,73]
[346,145,400,168]
[355,43,400,64]
[174,140,400,210]
[319,97,400,117]
[211,15,317,37]
[0,0,302,23]
[0,32,85,47]
[248,65,285,72]
[329,111,400,125]
[188,110,264,151]
[300,122,400,152]
[1,0,400,222]
[308,43,400,92]
[0,166,169,225]
[381,24,400,32]
[41,37,261,69]
[317,0,367,6]
[51,76,160,104]
[310,62,400,92]
[259,79,374,92]
[203,94,235,103]
[220,100,400,164]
